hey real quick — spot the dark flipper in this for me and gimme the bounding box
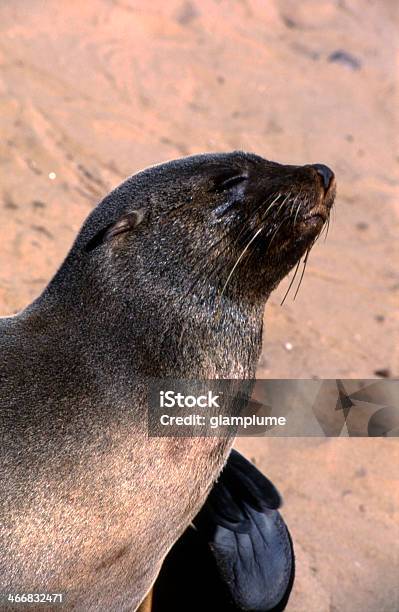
[192,449,295,611]
[151,449,294,611]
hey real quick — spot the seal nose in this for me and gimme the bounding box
[313,164,334,192]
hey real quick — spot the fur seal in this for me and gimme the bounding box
[0,152,335,610]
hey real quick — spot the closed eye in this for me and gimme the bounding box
[214,174,248,192]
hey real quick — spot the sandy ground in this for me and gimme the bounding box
[0,1,398,610]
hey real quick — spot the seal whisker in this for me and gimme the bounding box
[294,247,311,300]
[212,192,285,294]
[290,188,303,220]
[289,191,300,218]
[315,212,330,243]
[261,192,283,220]
[265,218,286,252]
[324,214,331,241]
[187,191,284,294]
[280,257,302,306]
[241,215,288,288]
[231,191,282,248]
[294,201,302,226]
[241,215,287,281]
[275,191,292,218]
[220,224,265,296]
[187,213,264,294]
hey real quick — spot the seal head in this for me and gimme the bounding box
[36,151,335,378]
[77,151,335,303]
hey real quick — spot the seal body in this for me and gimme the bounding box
[0,152,335,610]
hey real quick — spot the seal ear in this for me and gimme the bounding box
[84,210,145,252]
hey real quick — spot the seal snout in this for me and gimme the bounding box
[312,163,335,193]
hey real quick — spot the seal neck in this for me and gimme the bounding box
[20,275,265,381]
